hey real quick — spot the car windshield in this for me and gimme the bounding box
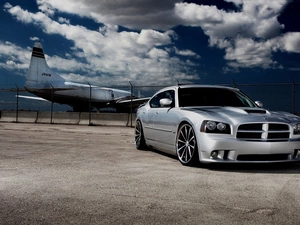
[178,87,257,107]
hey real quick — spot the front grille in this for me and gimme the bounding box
[236,123,290,142]
[237,154,290,161]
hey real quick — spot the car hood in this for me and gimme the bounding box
[184,106,300,124]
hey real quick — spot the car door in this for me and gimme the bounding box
[142,92,163,142]
[152,90,177,151]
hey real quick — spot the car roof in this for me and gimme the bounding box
[159,84,239,92]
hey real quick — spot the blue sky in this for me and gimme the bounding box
[0,0,300,110]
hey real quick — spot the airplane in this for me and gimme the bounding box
[20,42,148,112]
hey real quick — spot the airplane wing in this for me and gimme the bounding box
[25,87,77,92]
[116,97,150,104]
[16,95,49,101]
[107,97,150,112]
[2,87,76,92]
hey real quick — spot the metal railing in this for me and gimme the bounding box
[1,81,300,116]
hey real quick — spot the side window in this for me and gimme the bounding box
[150,92,163,108]
[149,90,175,108]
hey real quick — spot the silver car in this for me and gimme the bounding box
[134,85,300,166]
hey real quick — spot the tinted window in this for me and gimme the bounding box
[178,88,257,107]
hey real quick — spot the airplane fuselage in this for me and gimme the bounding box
[25,42,135,112]
[26,81,132,111]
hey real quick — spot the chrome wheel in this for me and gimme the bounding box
[135,120,146,150]
[176,123,198,166]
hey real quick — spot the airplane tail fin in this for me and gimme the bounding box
[26,42,65,89]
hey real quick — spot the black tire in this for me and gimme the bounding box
[135,120,147,150]
[176,123,199,166]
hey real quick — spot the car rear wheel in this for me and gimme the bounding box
[176,123,199,166]
[135,120,147,150]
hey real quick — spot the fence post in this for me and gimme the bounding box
[15,85,19,123]
[129,81,133,127]
[292,79,295,114]
[88,82,92,125]
[50,84,54,124]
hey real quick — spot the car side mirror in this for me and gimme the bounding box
[255,101,263,108]
[160,98,173,107]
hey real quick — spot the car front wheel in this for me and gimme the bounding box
[176,123,199,166]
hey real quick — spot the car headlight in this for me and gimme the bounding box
[293,123,300,134]
[201,120,231,134]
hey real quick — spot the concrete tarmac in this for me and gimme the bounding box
[0,122,299,225]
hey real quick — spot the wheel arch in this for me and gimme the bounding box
[176,118,197,135]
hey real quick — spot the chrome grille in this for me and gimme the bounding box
[236,123,290,142]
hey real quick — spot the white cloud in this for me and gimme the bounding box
[147,48,169,59]
[174,0,291,69]
[175,1,285,39]
[30,37,40,41]
[224,37,279,69]
[36,0,181,30]
[37,0,55,16]
[3,3,199,85]
[173,47,200,58]
[58,17,70,24]
[174,3,224,26]
[3,0,300,82]
[5,5,34,24]
[137,30,174,48]
[0,41,31,72]
[280,32,300,53]
[236,0,287,18]
[3,2,12,9]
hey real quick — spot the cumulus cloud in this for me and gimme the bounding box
[58,17,70,24]
[280,32,300,53]
[174,3,224,27]
[147,48,169,59]
[173,47,200,58]
[224,38,278,69]
[2,0,300,83]
[0,41,30,71]
[174,0,296,69]
[37,0,298,70]
[3,2,200,85]
[5,4,34,24]
[36,0,181,30]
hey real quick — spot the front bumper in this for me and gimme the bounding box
[198,134,300,163]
